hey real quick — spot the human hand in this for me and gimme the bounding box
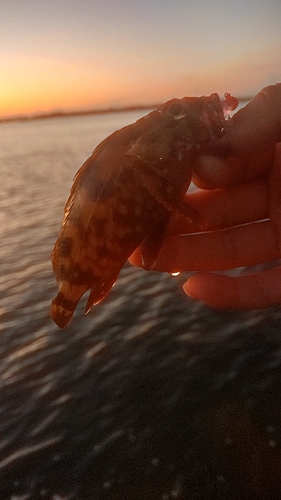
[129,84,281,310]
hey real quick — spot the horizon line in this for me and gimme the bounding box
[0,96,253,124]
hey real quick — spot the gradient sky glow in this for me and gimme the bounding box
[1,0,281,117]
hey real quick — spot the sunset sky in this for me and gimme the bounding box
[1,0,281,118]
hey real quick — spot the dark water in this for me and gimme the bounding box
[1,110,281,499]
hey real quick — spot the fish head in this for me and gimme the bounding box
[125,93,238,186]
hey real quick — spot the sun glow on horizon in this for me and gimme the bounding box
[0,55,133,117]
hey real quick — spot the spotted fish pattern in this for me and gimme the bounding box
[51,93,238,328]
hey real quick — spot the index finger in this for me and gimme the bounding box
[129,179,269,268]
[193,84,281,189]
[228,84,281,158]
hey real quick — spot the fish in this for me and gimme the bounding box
[51,92,238,328]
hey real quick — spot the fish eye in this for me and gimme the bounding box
[169,102,184,116]
[161,99,185,120]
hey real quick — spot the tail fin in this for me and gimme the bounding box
[85,273,118,314]
[51,272,119,328]
[51,283,88,329]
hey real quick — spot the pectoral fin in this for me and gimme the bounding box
[136,166,202,223]
[139,215,170,269]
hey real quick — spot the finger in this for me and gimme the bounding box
[183,266,281,310]
[192,150,273,189]
[129,180,270,268]
[269,143,281,254]
[167,180,268,234]
[192,84,281,189]
[151,220,278,273]
[228,84,281,158]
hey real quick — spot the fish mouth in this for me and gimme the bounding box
[199,93,239,151]
[205,93,228,139]
[207,92,239,136]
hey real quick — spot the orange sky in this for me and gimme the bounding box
[1,0,281,118]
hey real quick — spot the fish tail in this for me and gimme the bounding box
[85,273,119,314]
[51,272,119,328]
[51,282,88,329]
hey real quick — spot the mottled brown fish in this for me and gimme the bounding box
[51,93,238,328]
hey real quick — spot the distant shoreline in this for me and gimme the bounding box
[0,97,252,124]
[0,104,158,124]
